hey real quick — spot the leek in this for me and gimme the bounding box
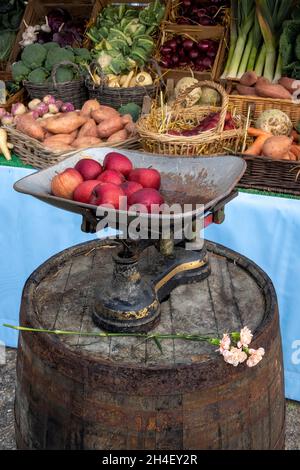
[254,44,266,76]
[237,29,254,78]
[247,15,262,71]
[256,0,293,81]
[221,0,238,79]
[226,0,255,79]
[273,52,282,82]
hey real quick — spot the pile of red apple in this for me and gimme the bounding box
[51,152,165,213]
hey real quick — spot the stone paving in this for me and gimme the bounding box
[1,348,300,450]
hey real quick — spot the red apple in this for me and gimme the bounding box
[73,180,101,203]
[103,152,133,177]
[120,181,143,198]
[89,183,125,209]
[97,169,125,185]
[75,158,102,180]
[128,168,161,190]
[51,168,83,200]
[128,188,165,213]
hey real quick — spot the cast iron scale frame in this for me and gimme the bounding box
[14,149,246,333]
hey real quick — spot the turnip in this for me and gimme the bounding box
[11,103,27,116]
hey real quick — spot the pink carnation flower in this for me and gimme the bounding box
[222,347,248,367]
[246,348,265,368]
[238,326,253,348]
[217,333,231,354]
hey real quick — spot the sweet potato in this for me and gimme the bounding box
[77,118,98,138]
[236,84,257,96]
[290,145,300,160]
[72,136,102,149]
[81,99,101,117]
[240,71,258,87]
[97,116,124,138]
[278,77,300,94]
[43,133,76,146]
[92,106,119,123]
[124,121,136,135]
[16,114,45,141]
[255,79,292,100]
[43,142,75,152]
[121,114,133,126]
[262,136,292,159]
[44,113,87,134]
[107,129,128,143]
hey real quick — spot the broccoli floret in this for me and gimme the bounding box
[27,68,48,84]
[45,47,75,71]
[118,103,141,122]
[43,42,60,51]
[12,61,30,82]
[73,48,91,65]
[21,43,47,70]
[55,66,74,83]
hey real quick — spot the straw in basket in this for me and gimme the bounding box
[137,80,247,157]
[24,61,88,110]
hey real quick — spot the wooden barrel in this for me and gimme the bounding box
[15,240,285,450]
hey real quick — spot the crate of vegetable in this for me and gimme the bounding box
[156,27,227,81]
[163,0,229,33]
[9,0,95,69]
[3,97,139,169]
[238,110,300,196]
[84,1,166,109]
[137,80,246,156]
[0,0,26,76]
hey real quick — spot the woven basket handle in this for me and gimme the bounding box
[173,80,229,133]
[51,61,81,89]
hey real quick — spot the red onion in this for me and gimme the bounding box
[183,39,194,50]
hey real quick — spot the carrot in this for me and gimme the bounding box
[244,134,272,155]
[247,127,271,138]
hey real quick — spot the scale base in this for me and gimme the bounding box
[92,242,210,333]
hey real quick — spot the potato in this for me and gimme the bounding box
[107,129,128,143]
[43,142,75,152]
[43,133,76,145]
[72,136,102,149]
[97,116,124,138]
[16,114,45,141]
[77,118,98,138]
[81,99,101,117]
[92,106,119,123]
[44,113,87,134]
[262,136,292,159]
[240,71,258,87]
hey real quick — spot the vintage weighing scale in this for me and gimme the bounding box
[14,149,245,334]
[13,149,285,450]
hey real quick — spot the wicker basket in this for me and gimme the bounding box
[5,126,139,169]
[24,61,88,110]
[155,27,228,82]
[137,80,246,157]
[228,93,300,126]
[239,155,300,196]
[86,60,163,110]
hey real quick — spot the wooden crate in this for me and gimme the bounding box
[8,0,95,70]
[155,27,228,82]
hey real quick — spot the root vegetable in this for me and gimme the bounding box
[255,80,292,100]
[81,99,101,117]
[72,136,102,149]
[11,103,27,116]
[44,142,75,152]
[97,116,124,138]
[0,128,11,161]
[278,77,300,94]
[107,129,128,143]
[244,134,272,155]
[16,114,45,141]
[43,133,76,146]
[236,84,257,96]
[92,106,119,123]
[28,99,41,110]
[240,72,258,87]
[247,127,272,138]
[78,119,99,138]
[61,102,75,113]
[1,114,14,125]
[262,136,292,160]
[290,145,300,160]
[44,113,87,134]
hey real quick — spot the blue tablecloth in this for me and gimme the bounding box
[1,166,300,401]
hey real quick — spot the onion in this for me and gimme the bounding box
[202,57,213,69]
[198,40,211,51]
[161,46,172,55]
[160,58,170,68]
[183,39,194,50]
[189,49,199,60]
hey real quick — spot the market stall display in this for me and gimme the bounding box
[0,0,26,78]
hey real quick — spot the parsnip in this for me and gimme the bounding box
[0,128,12,160]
